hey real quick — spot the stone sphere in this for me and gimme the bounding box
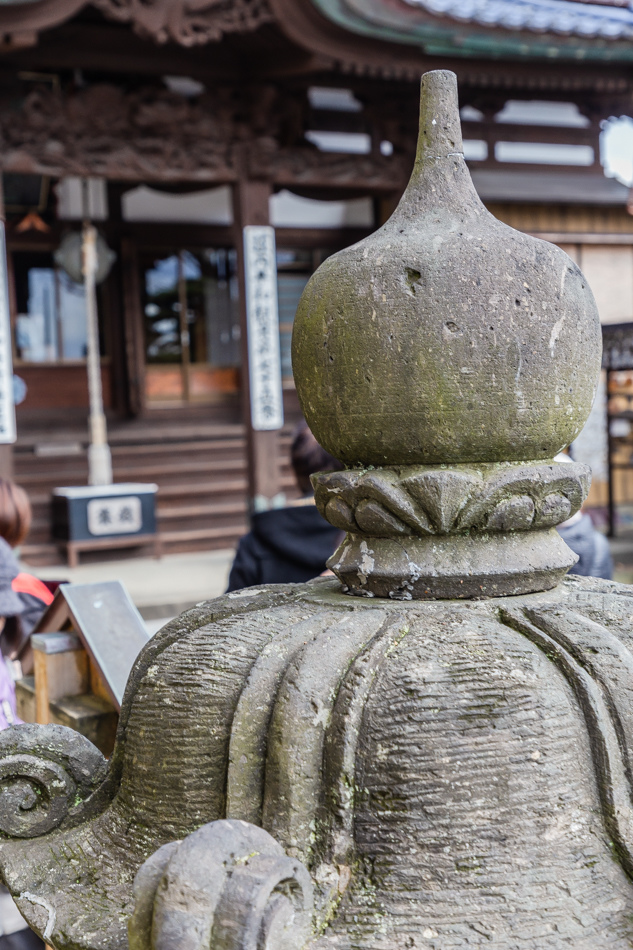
[292,73,601,466]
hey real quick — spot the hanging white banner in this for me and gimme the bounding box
[0,224,16,444]
[243,225,284,431]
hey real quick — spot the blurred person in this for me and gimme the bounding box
[557,509,613,580]
[0,479,54,680]
[227,422,343,590]
[0,481,53,666]
[0,543,23,730]
[0,495,45,948]
[0,906,43,949]
[555,453,613,580]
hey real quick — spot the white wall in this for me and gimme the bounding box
[270,189,373,228]
[122,185,233,224]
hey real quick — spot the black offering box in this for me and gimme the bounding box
[52,483,158,566]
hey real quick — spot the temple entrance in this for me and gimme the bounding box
[140,247,241,406]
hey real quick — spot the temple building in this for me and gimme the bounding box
[0,0,630,562]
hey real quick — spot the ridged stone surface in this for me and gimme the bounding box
[2,576,633,948]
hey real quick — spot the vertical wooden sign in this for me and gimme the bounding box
[243,225,284,432]
[0,224,16,445]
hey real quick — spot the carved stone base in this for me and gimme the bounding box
[314,459,590,599]
[328,528,577,600]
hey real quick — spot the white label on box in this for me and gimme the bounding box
[87,496,142,536]
[243,225,284,431]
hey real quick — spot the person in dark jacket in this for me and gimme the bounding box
[555,453,613,580]
[227,423,342,591]
[557,511,613,580]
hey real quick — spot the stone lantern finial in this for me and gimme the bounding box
[292,69,601,600]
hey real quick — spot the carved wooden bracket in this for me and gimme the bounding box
[0,81,407,189]
[0,0,274,49]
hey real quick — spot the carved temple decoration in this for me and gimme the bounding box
[0,81,407,189]
[0,84,235,182]
[92,0,275,47]
[0,0,276,49]
[0,0,631,105]
[3,70,633,950]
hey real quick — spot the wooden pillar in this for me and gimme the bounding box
[0,174,13,479]
[105,182,129,417]
[233,177,282,511]
[120,236,145,417]
[377,193,401,227]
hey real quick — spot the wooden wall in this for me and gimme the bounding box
[488,201,633,513]
[15,364,112,412]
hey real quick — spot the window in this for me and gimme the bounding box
[141,247,241,404]
[12,250,103,363]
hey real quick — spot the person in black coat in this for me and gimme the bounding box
[227,423,342,591]
[554,453,613,581]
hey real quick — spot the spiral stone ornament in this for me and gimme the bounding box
[129,819,314,950]
[0,725,107,838]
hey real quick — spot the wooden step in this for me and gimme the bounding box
[15,414,303,563]
[158,526,247,545]
[158,501,246,520]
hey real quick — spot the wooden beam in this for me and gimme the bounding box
[0,0,85,35]
[461,121,599,146]
[120,237,145,417]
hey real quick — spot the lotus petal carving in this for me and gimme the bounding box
[314,460,590,539]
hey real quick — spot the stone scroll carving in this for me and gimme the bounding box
[314,460,591,540]
[128,819,313,950]
[0,725,107,839]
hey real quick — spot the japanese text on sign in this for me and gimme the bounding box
[87,496,142,536]
[243,226,284,431]
[0,225,16,444]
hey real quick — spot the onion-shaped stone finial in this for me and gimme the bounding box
[292,69,601,467]
[292,70,601,598]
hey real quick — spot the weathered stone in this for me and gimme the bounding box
[328,528,577,599]
[129,819,313,950]
[0,724,107,840]
[0,579,632,947]
[292,70,601,467]
[294,70,600,598]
